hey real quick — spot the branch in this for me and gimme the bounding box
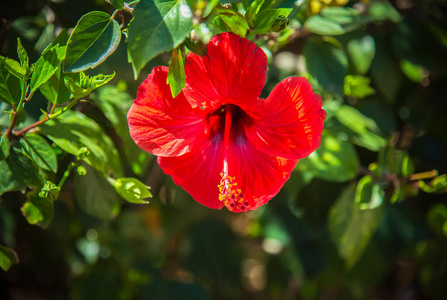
[4,104,17,139]
[13,99,77,137]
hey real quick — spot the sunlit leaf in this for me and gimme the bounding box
[38,110,123,177]
[30,44,66,92]
[305,7,363,36]
[112,177,152,204]
[0,244,19,271]
[296,132,359,182]
[335,105,386,151]
[167,45,186,97]
[64,72,114,99]
[346,34,375,75]
[343,75,375,99]
[252,8,292,34]
[39,67,74,104]
[3,57,27,79]
[90,86,151,176]
[304,15,345,35]
[400,60,425,83]
[21,191,54,228]
[110,0,124,9]
[17,38,29,70]
[245,0,265,27]
[64,11,121,72]
[304,36,348,94]
[368,1,402,23]
[355,175,384,210]
[213,4,249,36]
[0,56,22,105]
[0,135,10,160]
[39,181,60,201]
[0,148,44,195]
[419,175,447,194]
[21,133,58,173]
[127,0,193,79]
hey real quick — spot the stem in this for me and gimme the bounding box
[58,162,76,188]
[111,9,120,20]
[5,104,17,138]
[13,97,78,137]
[409,170,438,181]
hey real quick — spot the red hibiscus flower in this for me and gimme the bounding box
[127,32,326,212]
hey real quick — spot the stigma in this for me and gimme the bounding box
[215,103,250,212]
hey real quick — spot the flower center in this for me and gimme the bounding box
[215,104,249,212]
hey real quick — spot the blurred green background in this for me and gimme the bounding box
[1,0,447,299]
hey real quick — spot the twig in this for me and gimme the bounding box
[4,104,17,139]
[13,98,78,137]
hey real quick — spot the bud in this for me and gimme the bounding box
[271,15,289,32]
[76,165,87,176]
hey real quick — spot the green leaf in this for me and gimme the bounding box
[213,4,249,37]
[90,86,151,176]
[368,1,401,23]
[30,44,66,93]
[296,133,359,182]
[75,164,121,220]
[400,60,425,83]
[20,133,58,173]
[112,177,152,204]
[252,8,292,34]
[304,36,348,95]
[203,0,220,18]
[304,15,345,35]
[39,180,60,201]
[419,175,447,194]
[427,204,447,237]
[17,38,29,70]
[346,35,375,75]
[355,175,384,210]
[39,67,74,104]
[42,29,70,55]
[167,46,186,97]
[0,244,19,271]
[64,72,114,99]
[21,191,54,228]
[343,75,375,99]
[401,153,414,177]
[328,184,383,268]
[335,105,386,151]
[305,7,363,36]
[38,110,122,177]
[369,39,403,104]
[127,0,193,79]
[0,135,10,160]
[110,0,124,9]
[64,11,121,72]
[80,72,115,91]
[0,56,23,105]
[3,57,27,79]
[0,148,44,195]
[245,0,265,27]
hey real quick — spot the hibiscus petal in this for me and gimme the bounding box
[245,77,326,160]
[158,137,297,212]
[184,32,267,109]
[127,66,207,157]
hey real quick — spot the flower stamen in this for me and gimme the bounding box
[217,104,247,211]
[218,172,245,211]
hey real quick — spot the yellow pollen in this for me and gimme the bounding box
[218,172,248,211]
